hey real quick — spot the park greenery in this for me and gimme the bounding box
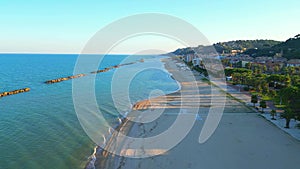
[225,64,300,128]
[186,58,299,128]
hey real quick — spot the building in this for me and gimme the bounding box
[287,59,300,67]
[183,53,195,62]
[192,57,202,66]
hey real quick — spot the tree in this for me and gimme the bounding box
[274,66,280,73]
[284,74,291,87]
[244,74,253,88]
[270,109,276,120]
[287,87,300,120]
[256,84,263,94]
[232,72,241,84]
[263,65,267,72]
[222,59,230,67]
[283,67,288,75]
[254,67,262,75]
[261,80,269,94]
[269,89,276,97]
[251,95,258,107]
[277,86,297,105]
[267,74,285,89]
[280,86,298,105]
[288,67,296,75]
[245,62,252,69]
[259,100,267,113]
[281,108,295,128]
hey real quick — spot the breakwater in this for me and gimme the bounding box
[0,88,30,98]
[44,61,139,84]
[1,60,143,100]
[45,74,86,84]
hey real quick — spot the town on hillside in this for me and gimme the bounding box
[172,34,300,129]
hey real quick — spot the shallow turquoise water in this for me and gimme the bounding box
[0,54,179,169]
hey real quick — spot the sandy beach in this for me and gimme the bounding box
[96,57,300,169]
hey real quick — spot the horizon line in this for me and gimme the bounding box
[0,52,166,55]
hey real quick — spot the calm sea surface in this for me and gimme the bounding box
[0,54,179,169]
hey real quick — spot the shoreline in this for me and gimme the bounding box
[92,56,245,169]
[86,56,182,169]
[91,56,300,169]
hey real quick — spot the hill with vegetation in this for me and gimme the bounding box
[214,40,281,54]
[172,40,281,55]
[244,35,300,59]
[172,35,300,59]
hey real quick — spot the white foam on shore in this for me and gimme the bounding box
[84,56,182,169]
[160,57,182,93]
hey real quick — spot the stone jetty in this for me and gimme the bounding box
[45,60,142,84]
[90,68,110,74]
[45,74,86,84]
[0,88,30,98]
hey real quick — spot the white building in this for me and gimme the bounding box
[192,57,202,66]
[287,59,300,67]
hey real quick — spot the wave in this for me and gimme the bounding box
[84,112,127,169]
[83,57,181,169]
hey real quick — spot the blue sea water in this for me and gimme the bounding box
[0,54,179,169]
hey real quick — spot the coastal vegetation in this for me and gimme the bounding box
[191,62,299,128]
[225,65,300,128]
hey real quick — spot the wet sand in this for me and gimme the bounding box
[96,57,300,169]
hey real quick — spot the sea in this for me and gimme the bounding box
[0,54,179,169]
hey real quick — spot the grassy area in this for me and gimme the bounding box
[274,104,286,109]
[261,95,273,101]
[250,91,260,96]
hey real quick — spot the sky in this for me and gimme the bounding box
[0,0,299,54]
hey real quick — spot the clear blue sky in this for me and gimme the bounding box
[1,0,299,54]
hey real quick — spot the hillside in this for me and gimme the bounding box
[214,40,281,54]
[172,35,300,59]
[244,35,300,59]
[272,35,300,59]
